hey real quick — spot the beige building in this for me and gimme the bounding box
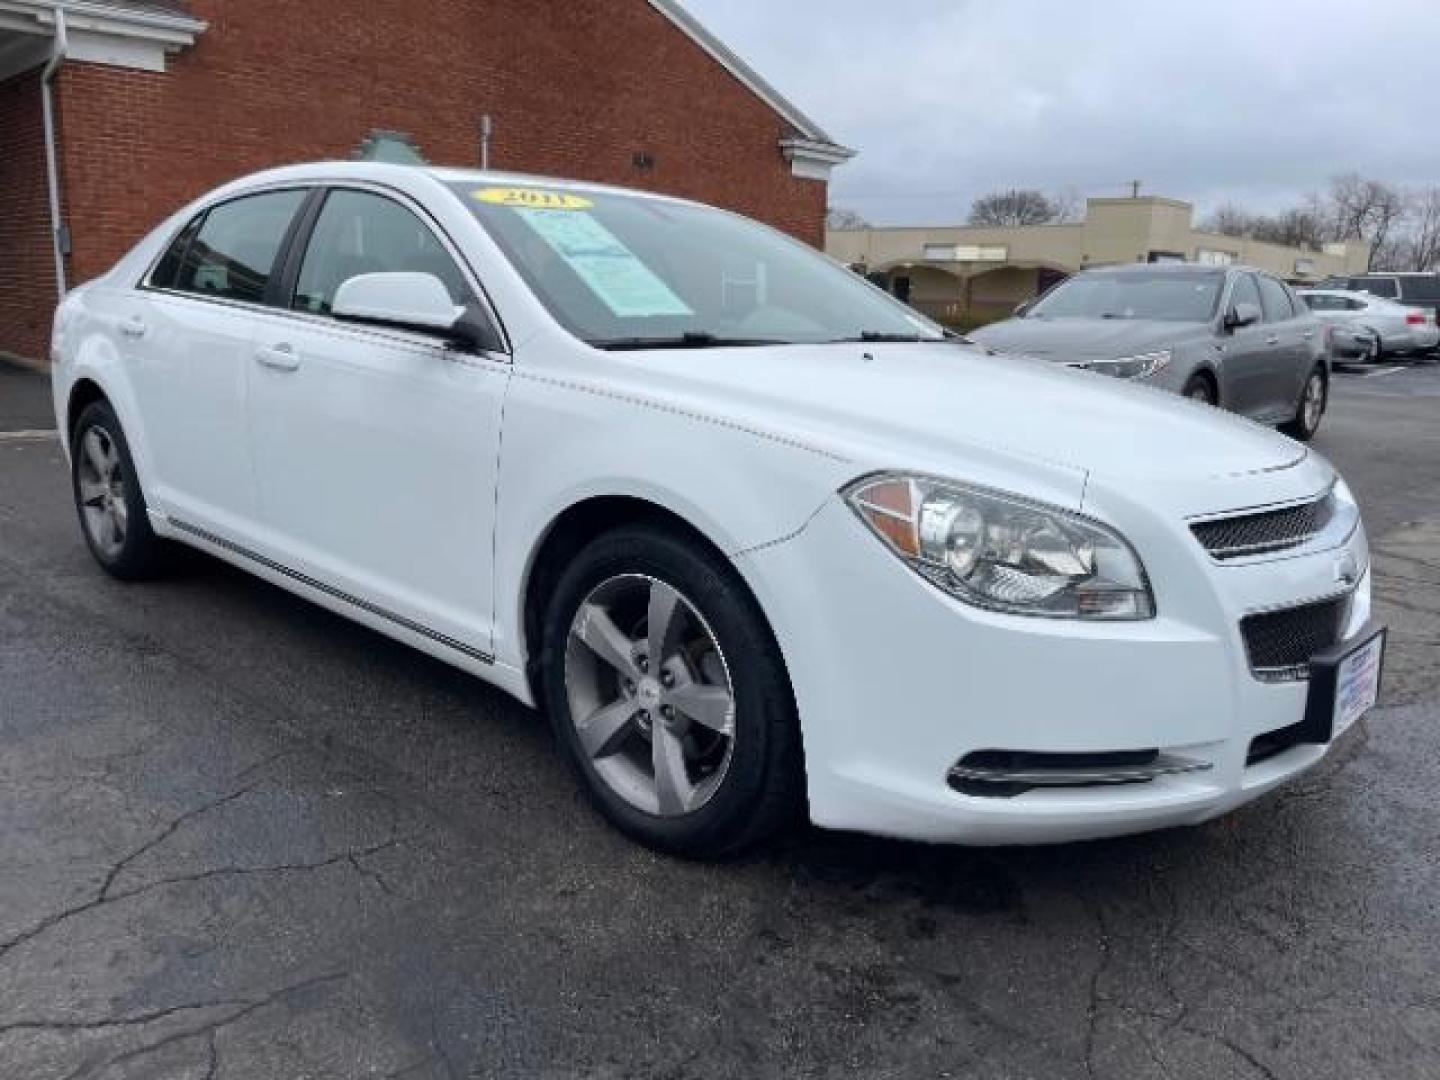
[826,196,1371,329]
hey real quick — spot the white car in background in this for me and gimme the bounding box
[1299,288,1439,360]
[50,163,1383,856]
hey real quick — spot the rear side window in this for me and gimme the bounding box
[1302,294,1341,311]
[293,189,473,316]
[1398,276,1440,302]
[1351,276,1398,299]
[170,189,307,304]
[1256,275,1293,322]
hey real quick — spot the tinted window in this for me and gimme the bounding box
[1230,272,1262,315]
[1398,275,1440,302]
[1301,293,1343,311]
[294,190,473,316]
[1256,275,1293,322]
[150,217,203,290]
[1351,276,1398,298]
[172,190,306,304]
[1026,272,1222,321]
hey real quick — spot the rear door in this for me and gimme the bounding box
[123,187,310,540]
[245,185,511,658]
[1254,273,1307,419]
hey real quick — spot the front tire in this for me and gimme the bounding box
[540,524,803,857]
[1280,367,1327,442]
[1182,373,1217,406]
[70,401,168,580]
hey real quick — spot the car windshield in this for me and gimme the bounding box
[1028,272,1223,322]
[450,182,944,348]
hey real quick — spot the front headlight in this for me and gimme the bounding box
[1085,350,1171,380]
[845,474,1155,620]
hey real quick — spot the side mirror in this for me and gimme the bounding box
[1225,301,1261,331]
[333,271,465,335]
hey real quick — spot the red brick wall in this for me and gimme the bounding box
[52,0,829,302]
[0,70,55,364]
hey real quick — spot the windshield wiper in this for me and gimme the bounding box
[589,332,790,351]
[828,331,950,344]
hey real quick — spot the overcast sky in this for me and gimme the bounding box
[681,0,1440,225]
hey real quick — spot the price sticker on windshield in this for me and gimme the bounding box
[473,187,593,211]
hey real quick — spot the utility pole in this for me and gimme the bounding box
[480,114,493,171]
[1128,179,1142,199]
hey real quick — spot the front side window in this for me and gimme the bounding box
[450,183,940,347]
[1256,275,1293,322]
[1026,272,1223,322]
[168,189,307,304]
[294,189,473,316]
[1229,272,1263,315]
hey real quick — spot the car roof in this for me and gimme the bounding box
[213,160,705,210]
[1079,263,1230,276]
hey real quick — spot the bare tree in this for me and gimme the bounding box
[1251,207,1327,250]
[826,207,869,230]
[1201,203,1254,237]
[1405,187,1440,271]
[1049,188,1083,224]
[1326,173,1406,268]
[968,189,1060,227]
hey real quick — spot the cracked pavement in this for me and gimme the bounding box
[2,360,1439,1078]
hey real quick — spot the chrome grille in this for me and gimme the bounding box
[1240,595,1348,682]
[1192,492,1335,560]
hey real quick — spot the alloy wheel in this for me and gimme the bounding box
[77,426,128,559]
[564,574,736,817]
[1302,372,1325,433]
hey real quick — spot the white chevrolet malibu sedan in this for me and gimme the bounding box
[51,163,1385,856]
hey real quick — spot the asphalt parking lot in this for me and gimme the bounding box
[2,358,1439,1079]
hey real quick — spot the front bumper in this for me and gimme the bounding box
[737,497,1372,845]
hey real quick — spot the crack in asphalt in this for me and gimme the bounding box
[52,972,348,1080]
[1082,900,1113,1079]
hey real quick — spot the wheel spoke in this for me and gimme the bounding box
[646,579,682,667]
[82,429,111,479]
[664,677,734,736]
[111,496,129,530]
[577,699,637,759]
[652,725,694,815]
[574,603,640,679]
[78,478,107,507]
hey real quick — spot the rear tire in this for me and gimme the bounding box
[540,524,803,858]
[1280,367,1327,442]
[70,401,169,580]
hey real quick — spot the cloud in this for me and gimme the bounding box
[680,0,1440,224]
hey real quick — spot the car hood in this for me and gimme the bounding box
[625,341,1320,516]
[969,317,1202,361]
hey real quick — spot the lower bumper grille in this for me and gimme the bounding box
[948,749,1212,798]
[1240,595,1349,682]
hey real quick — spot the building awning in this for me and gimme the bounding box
[0,0,206,80]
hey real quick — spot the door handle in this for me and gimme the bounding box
[1301,330,1315,340]
[119,315,148,340]
[1265,335,1279,346]
[255,343,301,372]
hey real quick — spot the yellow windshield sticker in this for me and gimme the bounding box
[473,187,593,211]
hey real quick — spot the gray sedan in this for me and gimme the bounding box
[970,264,1331,441]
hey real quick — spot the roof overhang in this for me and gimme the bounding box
[648,0,856,181]
[0,1,205,80]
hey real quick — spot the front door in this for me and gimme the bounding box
[122,188,310,539]
[1254,273,1309,420]
[1219,272,1274,419]
[246,187,510,656]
